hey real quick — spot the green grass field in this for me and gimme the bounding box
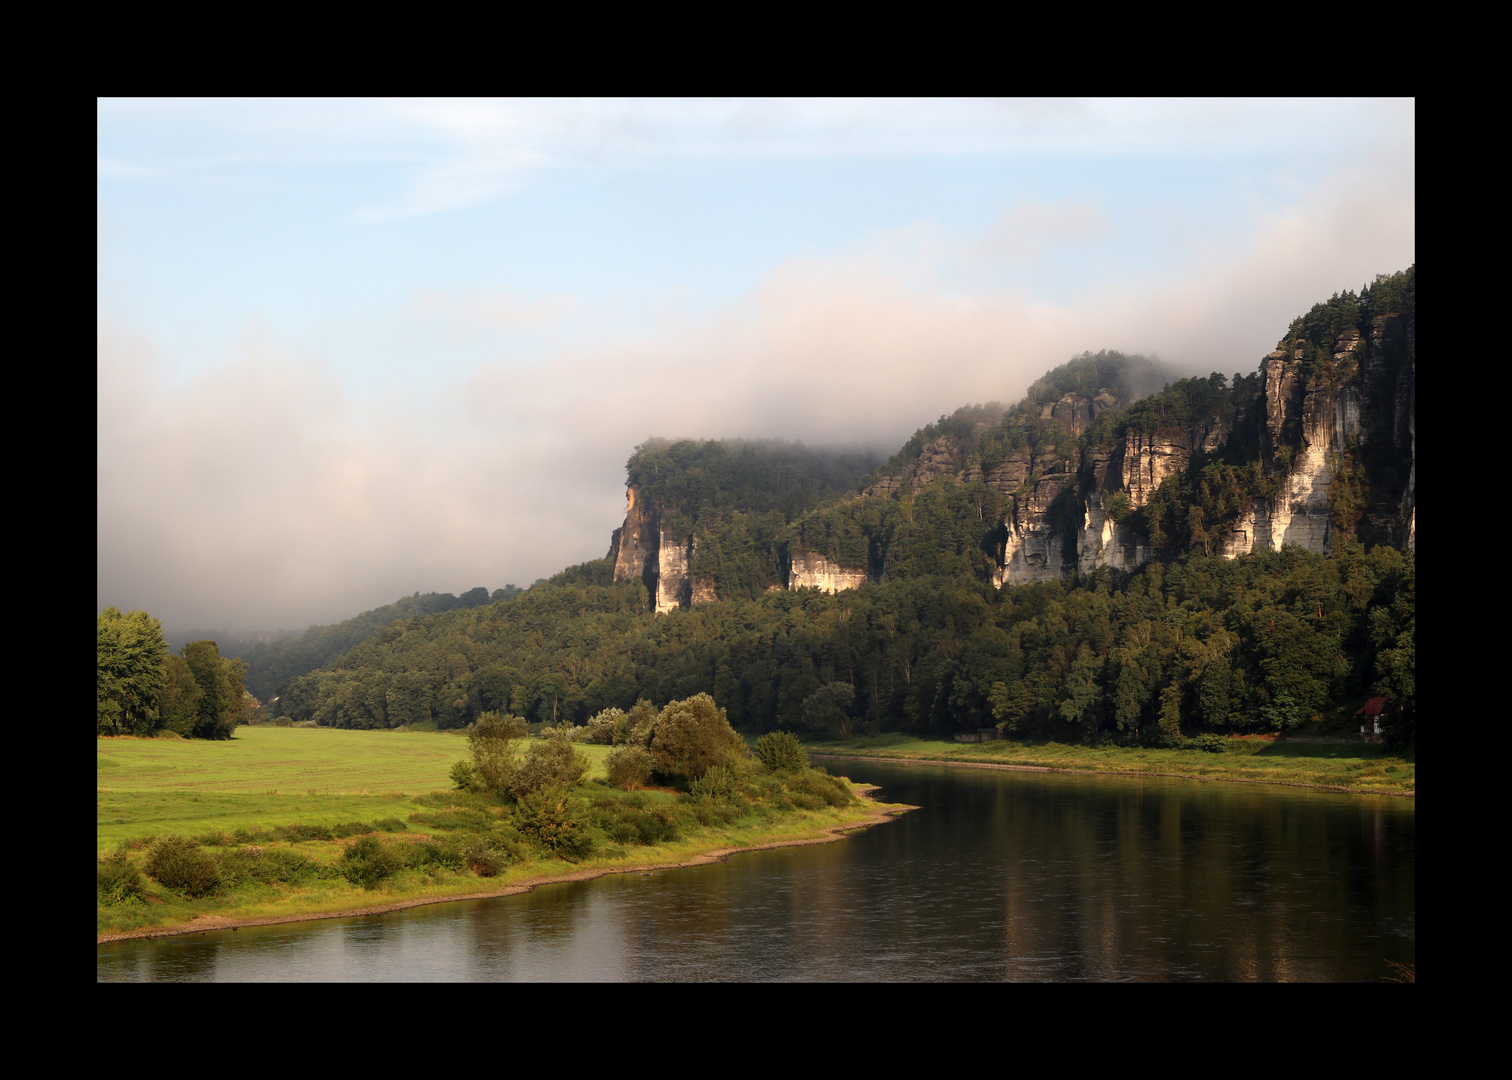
[96,727,887,938]
[803,733,1415,796]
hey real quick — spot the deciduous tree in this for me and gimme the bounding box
[97,608,167,735]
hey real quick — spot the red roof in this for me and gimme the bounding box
[1355,697,1389,716]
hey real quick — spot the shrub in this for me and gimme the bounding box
[585,707,625,745]
[220,846,313,886]
[145,835,222,898]
[450,760,479,791]
[407,806,495,831]
[594,801,679,846]
[605,745,655,790]
[754,731,809,774]
[461,838,512,877]
[515,785,594,862]
[468,712,529,795]
[97,849,146,905]
[412,789,499,812]
[540,722,586,743]
[689,794,718,826]
[689,763,740,800]
[279,823,333,843]
[340,836,398,889]
[508,737,590,800]
[406,839,469,872]
[785,768,853,808]
[651,693,745,781]
[1188,733,1230,754]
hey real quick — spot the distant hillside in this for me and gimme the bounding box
[277,268,1415,748]
[224,586,522,703]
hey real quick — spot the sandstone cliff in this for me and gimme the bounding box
[606,486,721,614]
[606,271,1414,607]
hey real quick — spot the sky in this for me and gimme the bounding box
[98,98,1415,634]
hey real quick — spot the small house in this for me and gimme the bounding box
[1355,697,1389,735]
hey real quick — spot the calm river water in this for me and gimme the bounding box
[96,761,1415,982]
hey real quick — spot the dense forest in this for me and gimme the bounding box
[273,269,1415,749]
[276,541,1413,748]
[225,586,524,703]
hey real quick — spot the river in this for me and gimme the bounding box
[96,760,1415,981]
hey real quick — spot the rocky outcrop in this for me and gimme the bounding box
[1218,318,1417,560]
[653,523,693,615]
[986,316,1412,582]
[1222,377,1362,558]
[864,434,976,498]
[1075,490,1149,576]
[607,486,717,614]
[789,551,869,593]
[1044,389,1119,437]
[609,485,659,587]
[607,291,1414,605]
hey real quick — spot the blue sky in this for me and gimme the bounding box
[98,99,1415,632]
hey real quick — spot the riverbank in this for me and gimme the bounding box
[98,781,911,944]
[805,734,1415,797]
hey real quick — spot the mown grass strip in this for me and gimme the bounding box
[804,734,1415,796]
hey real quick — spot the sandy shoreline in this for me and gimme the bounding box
[97,787,914,945]
[808,751,1415,797]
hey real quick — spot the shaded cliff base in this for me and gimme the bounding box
[807,735,1414,797]
[96,788,912,944]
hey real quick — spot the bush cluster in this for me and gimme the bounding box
[783,768,854,808]
[461,838,513,876]
[220,846,316,886]
[605,745,654,789]
[1186,733,1230,753]
[754,731,809,774]
[145,836,222,898]
[97,849,146,905]
[515,785,594,862]
[340,836,398,889]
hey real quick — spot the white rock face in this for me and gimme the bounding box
[789,551,868,593]
[1221,383,1362,559]
[654,523,691,614]
[1076,490,1147,575]
[1120,431,1193,508]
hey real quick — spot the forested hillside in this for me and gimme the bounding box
[228,586,523,703]
[278,269,1416,747]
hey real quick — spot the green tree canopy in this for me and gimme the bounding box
[180,640,250,740]
[98,608,167,735]
[651,693,745,780]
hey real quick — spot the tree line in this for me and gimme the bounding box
[98,608,251,739]
[277,540,1414,748]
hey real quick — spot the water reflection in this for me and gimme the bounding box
[98,763,1414,982]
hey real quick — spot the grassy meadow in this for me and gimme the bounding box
[97,727,892,939]
[804,733,1415,796]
